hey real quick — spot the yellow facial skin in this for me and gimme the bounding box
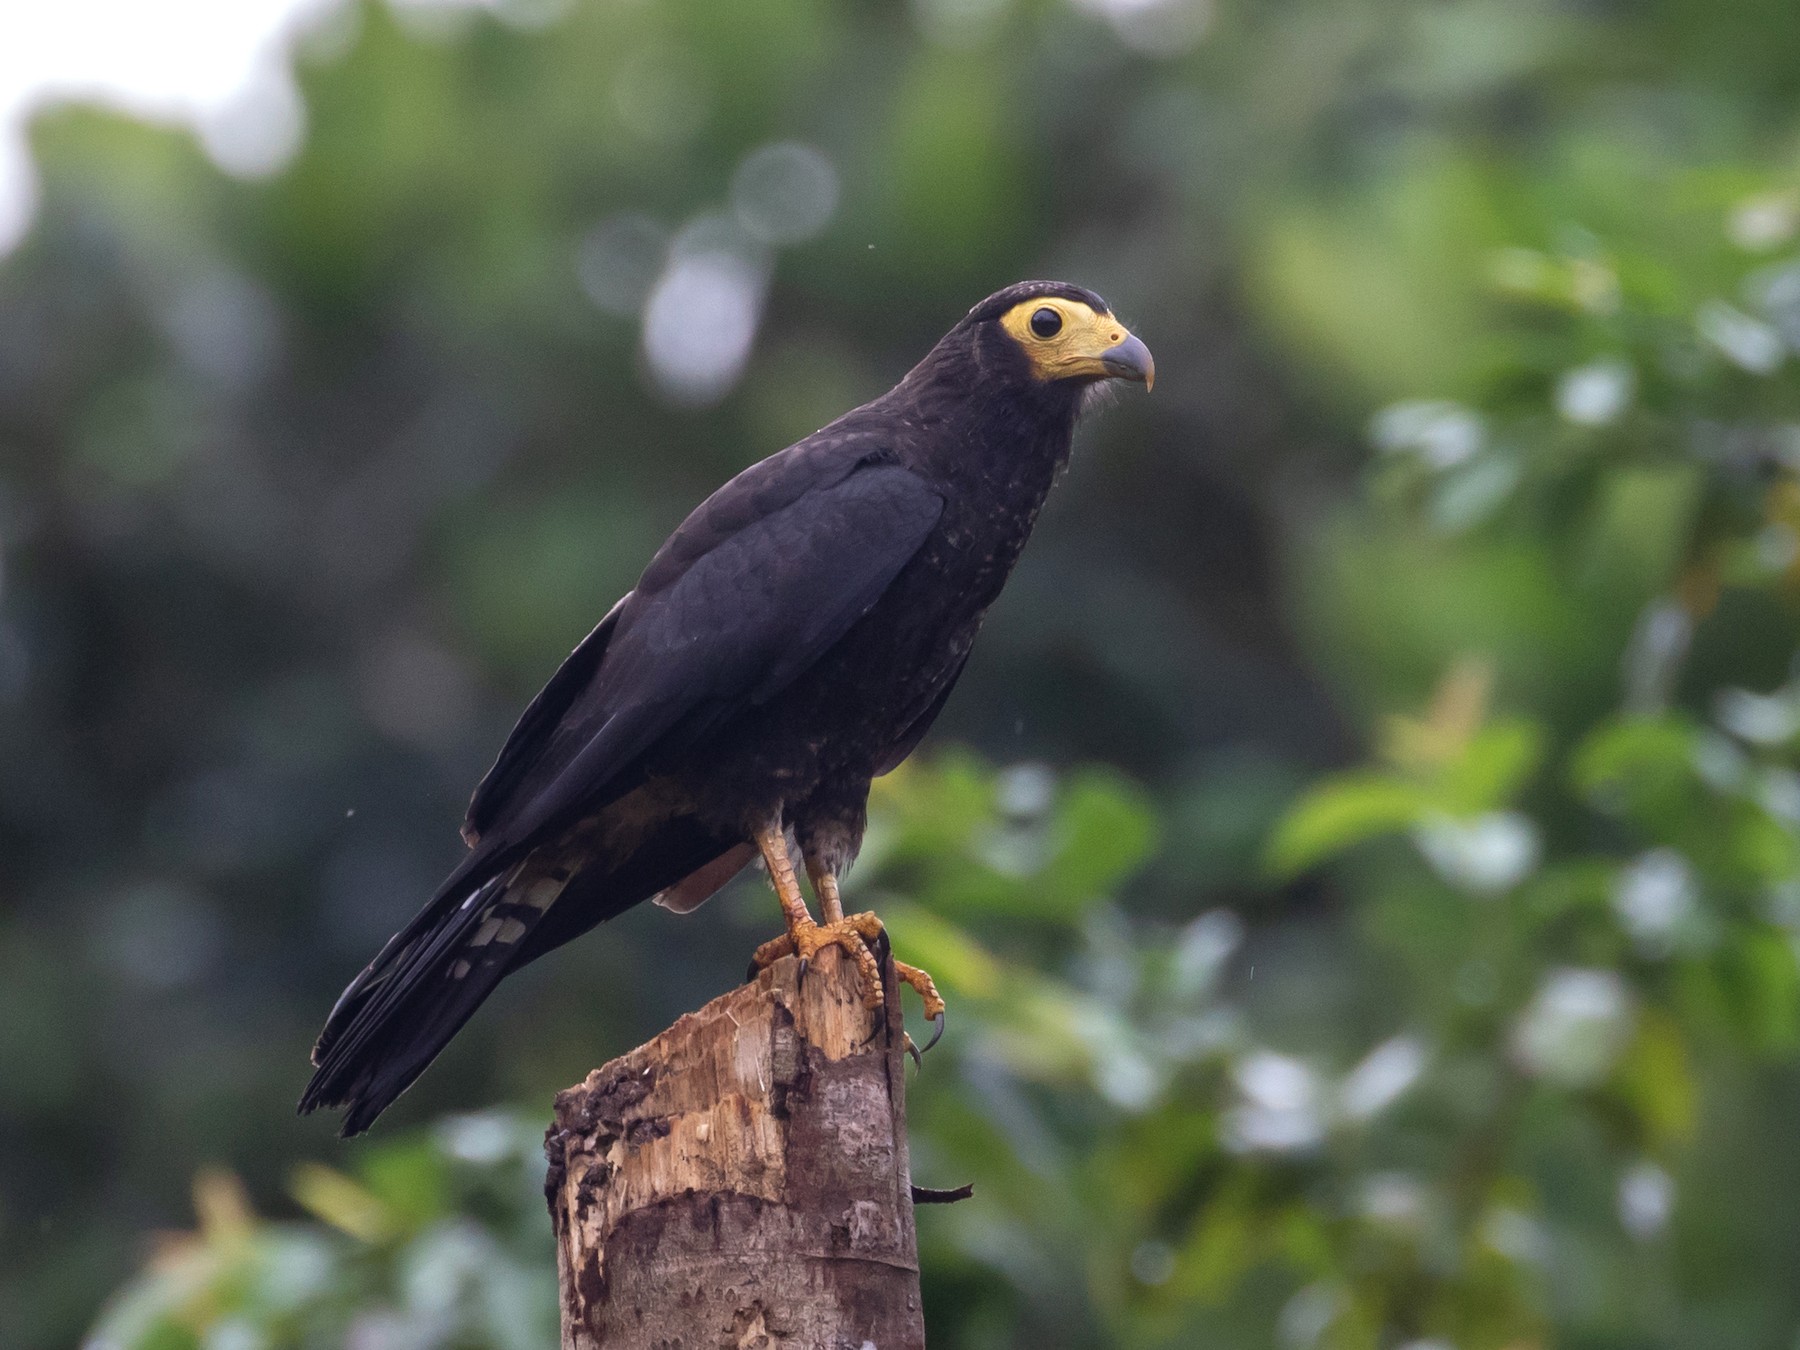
[999,297,1155,390]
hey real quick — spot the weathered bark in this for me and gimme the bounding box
[544,948,926,1349]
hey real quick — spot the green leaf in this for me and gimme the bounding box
[357,1138,452,1231]
[1266,773,1433,876]
[1724,929,1800,1054]
[290,1163,394,1242]
[1441,720,1546,813]
[1041,770,1161,908]
[1571,715,1702,828]
[878,899,1003,998]
[1175,1174,1266,1303]
[1617,1009,1696,1145]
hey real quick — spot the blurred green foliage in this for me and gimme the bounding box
[5,0,1800,1345]
[87,1118,556,1350]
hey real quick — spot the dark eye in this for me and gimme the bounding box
[1029,307,1063,338]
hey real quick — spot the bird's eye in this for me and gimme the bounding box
[1029,307,1063,338]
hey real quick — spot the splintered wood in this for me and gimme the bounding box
[544,949,926,1349]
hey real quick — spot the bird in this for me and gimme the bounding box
[300,280,1153,1135]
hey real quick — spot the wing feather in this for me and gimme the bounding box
[459,452,943,863]
[462,600,622,845]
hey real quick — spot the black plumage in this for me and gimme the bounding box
[301,280,1152,1134]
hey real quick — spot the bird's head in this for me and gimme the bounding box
[885,281,1153,471]
[960,280,1154,400]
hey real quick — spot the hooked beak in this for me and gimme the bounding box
[1099,333,1155,391]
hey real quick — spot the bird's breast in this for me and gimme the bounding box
[675,438,1069,825]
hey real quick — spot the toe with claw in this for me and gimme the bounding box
[894,959,946,1053]
[748,920,949,1046]
[747,931,795,981]
[747,825,950,1043]
[791,915,888,1009]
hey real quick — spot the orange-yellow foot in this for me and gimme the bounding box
[747,911,887,1009]
[749,910,887,971]
[747,915,947,1053]
[895,960,947,1054]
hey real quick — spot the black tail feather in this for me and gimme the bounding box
[301,870,528,1135]
[300,816,741,1135]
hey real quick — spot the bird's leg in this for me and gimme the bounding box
[746,824,884,1009]
[743,836,862,964]
[761,823,814,936]
[744,824,811,972]
[744,829,948,1042]
[807,855,846,925]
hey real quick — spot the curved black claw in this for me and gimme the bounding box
[904,1033,923,1071]
[921,1010,946,1055]
[795,956,809,992]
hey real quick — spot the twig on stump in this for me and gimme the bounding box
[544,946,927,1350]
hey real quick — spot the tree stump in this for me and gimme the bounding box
[543,947,926,1349]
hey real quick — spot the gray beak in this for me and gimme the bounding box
[1099,333,1155,390]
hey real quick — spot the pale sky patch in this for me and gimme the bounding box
[0,0,348,253]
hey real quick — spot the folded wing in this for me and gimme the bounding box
[464,450,945,862]
[302,448,944,1132]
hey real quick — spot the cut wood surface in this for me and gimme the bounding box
[544,947,926,1350]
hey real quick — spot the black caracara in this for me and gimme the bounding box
[301,281,1153,1134]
